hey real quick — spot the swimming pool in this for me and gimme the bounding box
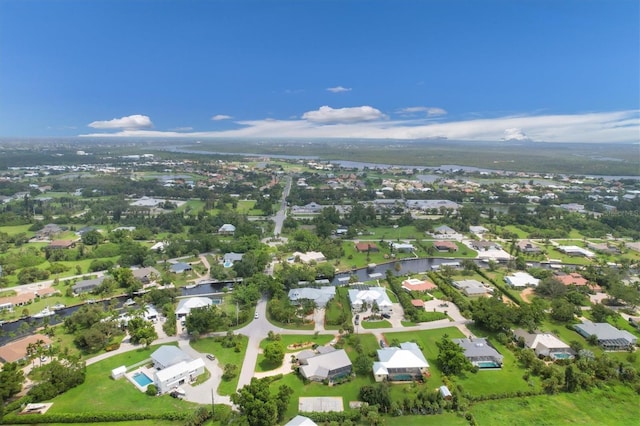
[132,372,153,387]
[552,353,572,359]
[476,361,500,368]
[223,260,233,268]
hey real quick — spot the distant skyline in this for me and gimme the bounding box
[1,0,638,143]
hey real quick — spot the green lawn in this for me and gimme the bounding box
[190,334,249,395]
[324,287,352,329]
[470,385,638,425]
[259,334,336,352]
[361,319,392,329]
[48,344,197,414]
[268,372,375,420]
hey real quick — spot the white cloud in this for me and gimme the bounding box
[502,128,530,141]
[211,114,232,121]
[326,86,352,93]
[398,106,447,116]
[170,126,193,132]
[88,114,152,130]
[80,109,640,144]
[302,105,387,124]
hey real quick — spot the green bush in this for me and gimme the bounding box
[145,384,158,396]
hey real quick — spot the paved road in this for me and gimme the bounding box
[272,175,291,237]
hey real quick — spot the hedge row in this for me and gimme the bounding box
[475,269,521,305]
[2,410,189,424]
[306,410,361,423]
[428,272,471,313]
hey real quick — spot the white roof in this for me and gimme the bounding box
[348,287,392,307]
[155,358,205,383]
[151,346,192,367]
[285,415,318,426]
[505,272,540,287]
[529,333,570,351]
[376,342,429,370]
[176,297,213,315]
[288,286,336,308]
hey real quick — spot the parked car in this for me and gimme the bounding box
[254,312,259,319]
[354,319,359,325]
[381,313,391,319]
[380,339,387,348]
[206,354,215,361]
[355,314,360,320]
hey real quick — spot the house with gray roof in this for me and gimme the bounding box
[223,252,244,264]
[452,279,491,297]
[72,276,106,294]
[132,267,160,284]
[288,286,336,308]
[285,415,317,426]
[574,320,637,350]
[170,262,192,273]
[453,337,503,368]
[151,346,193,370]
[298,348,352,382]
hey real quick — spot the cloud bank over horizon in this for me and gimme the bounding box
[81,107,640,143]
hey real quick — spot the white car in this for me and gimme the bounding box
[254,312,259,319]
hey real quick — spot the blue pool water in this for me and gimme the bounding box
[133,372,153,387]
[211,298,222,305]
[477,361,500,368]
[223,260,233,268]
[552,353,572,359]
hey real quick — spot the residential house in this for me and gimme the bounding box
[285,415,318,426]
[517,240,541,253]
[348,286,393,314]
[471,241,500,251]
[372,342,429,382]
[35,223,65,239]
[298,348,352,382]
[504,272,539,288]
[291,251,326,264]
[0,334,52,363]
[288,286,336,308]
[218,224,236,235]
[132,267,161,284]
[170,262,192,273]
[72,276,106,294]
[355,242,379,253]
[150,346,206,394]
[574,321,637,350]
[402,278,437,293]
[452,279,491,297]
[557,245,595,258]
[175,297,213,319]
[554,272,589,287]
[469,225,488,235]
[391,242,415,253]
[48,240,76,249]
[433,241,458,252]
[433,225,457,236]
[223,252,244,265]
[453,337,503,368]
[513,329,574,359]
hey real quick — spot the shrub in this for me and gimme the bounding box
[145,384,158,396]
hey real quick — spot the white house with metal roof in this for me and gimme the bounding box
[372,342,429,382]
[288,286,336,308]
[175,297,213,318]
[505,272,540,288]
[348,286,393,314]
[298,348,352,382]
[149,346,205,394]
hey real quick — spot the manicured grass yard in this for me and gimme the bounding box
[190,334,248,396]
[259,334,336,352]
[48,344,197,414]
[361,319,392,329]
[470,385,638,425]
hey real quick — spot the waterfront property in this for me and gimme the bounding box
[288,286,336,308]
[348,286,393,314]
[175,297,213,319]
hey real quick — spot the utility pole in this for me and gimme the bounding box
[211,388,215,415]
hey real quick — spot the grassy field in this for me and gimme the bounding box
[469,385,638,425]
[324,287,352,329]
[189,334,249,395]
[48,344,197,414]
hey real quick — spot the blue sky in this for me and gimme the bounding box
[1,0,638,142]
